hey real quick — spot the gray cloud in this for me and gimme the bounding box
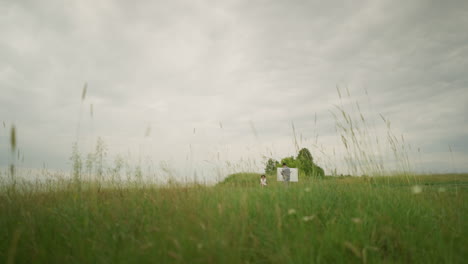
[1,0,468,177]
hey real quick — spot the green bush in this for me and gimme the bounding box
[267,148,325,178]
[264,158,279,175]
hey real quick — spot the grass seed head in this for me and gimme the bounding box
[10,125,16,152]
[81,82,87,101]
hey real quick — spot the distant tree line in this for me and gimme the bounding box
[265,148,325,178]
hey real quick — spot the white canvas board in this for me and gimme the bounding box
[277,168,298,182]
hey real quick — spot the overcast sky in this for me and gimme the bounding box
[1,0,468,180]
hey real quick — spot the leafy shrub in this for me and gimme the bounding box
[266,148,325,178]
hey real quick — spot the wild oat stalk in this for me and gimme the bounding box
[331,87,413,178]
[9,125,17,190]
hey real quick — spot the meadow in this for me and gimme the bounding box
[1,173,466,263]
[2,87,466,263]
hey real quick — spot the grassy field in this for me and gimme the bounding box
[0,173,466,263]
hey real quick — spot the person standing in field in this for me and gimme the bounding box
[260,175,267,187]
[281,163,291,186]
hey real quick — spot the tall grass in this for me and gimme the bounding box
[330,87,414,179]
[0,173,466,263]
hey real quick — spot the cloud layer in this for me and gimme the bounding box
[1,0,468,178]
